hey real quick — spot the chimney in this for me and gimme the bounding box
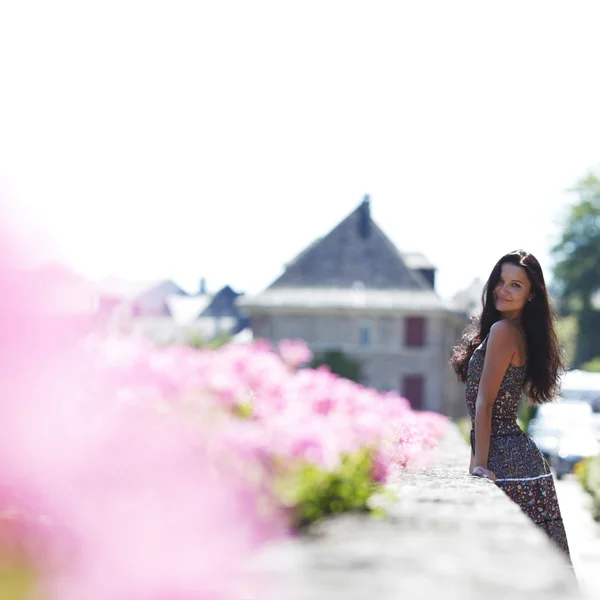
[358,194,371,239]
[199,277,207,295]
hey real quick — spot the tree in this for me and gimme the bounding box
[582,356,600,373]
[552,171,600,309]
[310,350,363,383]
[552,169,600,367]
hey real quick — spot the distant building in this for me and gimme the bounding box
[95,278,189,320]
[402,251,437,289]
[452,277,485,319]
[168,284,250,342]
[94,277,249,344]
[239,195,468,418]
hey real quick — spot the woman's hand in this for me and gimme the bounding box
[471,465,497,482]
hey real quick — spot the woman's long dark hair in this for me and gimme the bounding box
[450,250,564,404]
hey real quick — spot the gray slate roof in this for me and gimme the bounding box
[267,196,429,291]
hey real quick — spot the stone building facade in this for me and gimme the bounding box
[239,196,468,418]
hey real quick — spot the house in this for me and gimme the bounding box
[452,277,485,318]
[95,277,190,320]
[402,251,437,289]
[238,195,468,418]
[93,275,249,344]
[168,284,250,342]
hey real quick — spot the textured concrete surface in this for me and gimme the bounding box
[556,475,600,598]
[244,425,580,600]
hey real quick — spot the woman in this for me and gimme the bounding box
[451,249,571,560]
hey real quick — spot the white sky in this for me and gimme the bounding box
[1,1,599,299]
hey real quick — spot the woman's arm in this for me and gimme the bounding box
[473,321,517,477]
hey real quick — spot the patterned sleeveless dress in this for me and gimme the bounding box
[466,335,571,560]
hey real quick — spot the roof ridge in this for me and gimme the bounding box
[266,196,431,292]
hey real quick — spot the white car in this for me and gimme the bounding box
[551,426,599,479]
[560,370,600,404]
[528,400,595,469]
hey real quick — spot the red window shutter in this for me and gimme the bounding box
[403,375,424,410]
[405,316,426,347]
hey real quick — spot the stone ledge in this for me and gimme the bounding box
[245,425,580,600]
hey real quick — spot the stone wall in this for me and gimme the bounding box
[244,425,580,600]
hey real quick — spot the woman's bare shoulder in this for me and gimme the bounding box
[488,320,520,352]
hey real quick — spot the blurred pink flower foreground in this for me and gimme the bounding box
[0,225,449,599]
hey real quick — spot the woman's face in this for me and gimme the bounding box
[493,262,533,317]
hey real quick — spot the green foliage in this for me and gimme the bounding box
[274,449,384,529]
[574,455,600,522]
[552,169,600,367]
[574,310,600,367]
[518,395,536,432]
[310,349,363,383]
[551,170,600,308]
[187,332,232,350]
[555,315,578,368]
[0,562,34,600]
[455,416,472,445]
[232,399,253,419]
[582,356,600,373]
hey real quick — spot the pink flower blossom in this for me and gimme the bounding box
[277,338,313,370]
[0,207,451,598]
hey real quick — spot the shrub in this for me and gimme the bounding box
[582,356,600,373]
[310,349,363,383]
[575,455,600,521]
[455,416,471,445]
[0,225,451,600]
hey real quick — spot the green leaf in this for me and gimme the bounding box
[0,562,35,600]
[272,448,388,529]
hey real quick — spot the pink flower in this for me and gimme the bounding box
[0,205,453,598]
[277,339,313,370]
[0,216,275,600]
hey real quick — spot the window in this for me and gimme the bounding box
[402,375,425,410]
[359,318,372,347]
[404,316,426,347]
